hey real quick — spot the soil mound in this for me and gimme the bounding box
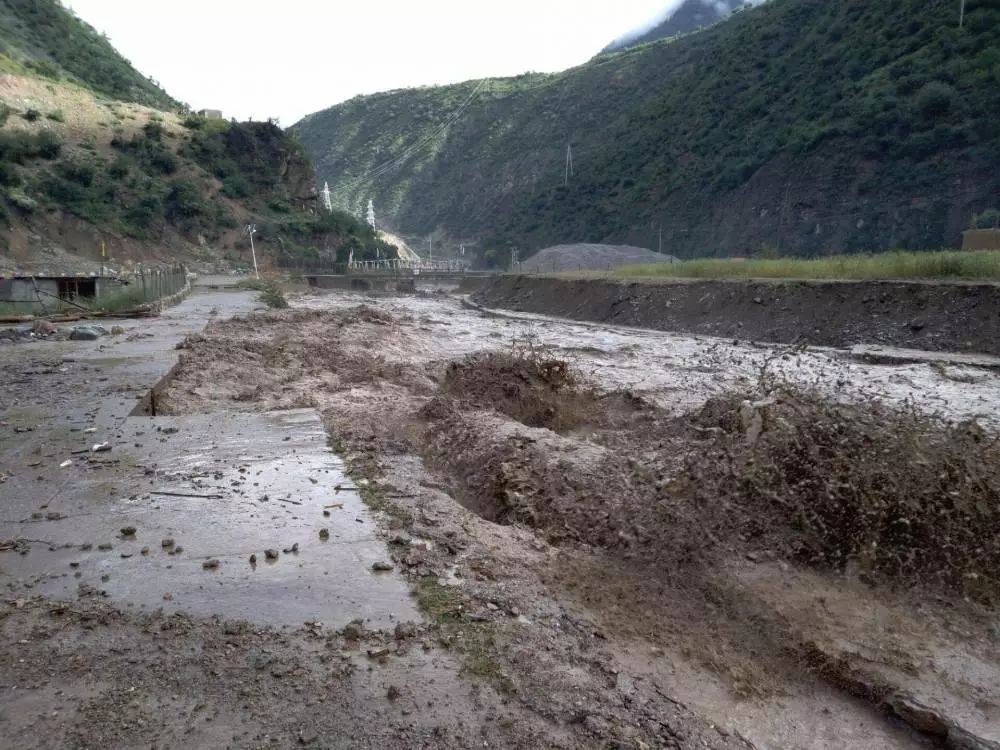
[433,344,597,432]
[521,243,677,273]
[422,347,1000,602]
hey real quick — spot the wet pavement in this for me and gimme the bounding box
[0,289,418,628]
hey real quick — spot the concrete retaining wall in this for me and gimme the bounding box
[473,275,1000,355]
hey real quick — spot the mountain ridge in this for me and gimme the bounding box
[602,0,751,53]
[295,0,1000,263]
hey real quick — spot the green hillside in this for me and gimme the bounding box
[0,1,391,270]
[0,0,176,109]
[296,0,1000,263]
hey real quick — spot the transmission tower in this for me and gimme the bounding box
[366,200,376,230]
[321,182,333,212]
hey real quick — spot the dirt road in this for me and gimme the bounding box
[2,287,999,748]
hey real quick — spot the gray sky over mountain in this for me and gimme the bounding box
[66,0,687,124]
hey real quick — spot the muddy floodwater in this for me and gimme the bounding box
[302,290,1000,428]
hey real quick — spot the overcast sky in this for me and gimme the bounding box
[65,0,684,124]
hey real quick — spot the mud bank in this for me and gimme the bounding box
[474,275,1000,355]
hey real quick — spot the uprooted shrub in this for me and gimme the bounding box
[437,340,596,432]
[681,388,1000,602]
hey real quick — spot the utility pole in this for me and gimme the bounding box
[428,235,433,262]
[658,226,663,255]
[246,224,259,279]
[959,0,966,27]
[775,182,791,257]
[564,144,574,187]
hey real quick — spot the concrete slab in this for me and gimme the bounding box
[0,289,418,629]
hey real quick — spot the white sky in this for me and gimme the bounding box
[64,0,683,124]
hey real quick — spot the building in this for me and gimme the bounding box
[961,229,1000,251]
[0,274,123,305]
[197,109,223,119]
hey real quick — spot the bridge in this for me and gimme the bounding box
[304,259,495,293]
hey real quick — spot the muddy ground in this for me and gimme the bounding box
[473,275,1000,356]
[160,291,998,748]
[3,287,999,749]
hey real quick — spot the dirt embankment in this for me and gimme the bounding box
[473,275,1000,355]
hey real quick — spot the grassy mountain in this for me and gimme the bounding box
[296,0,1000,263]
[0,0,391,271]
[0,0,176,109]
[603,0,751,52]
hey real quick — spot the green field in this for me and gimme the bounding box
[612,251,1000,281]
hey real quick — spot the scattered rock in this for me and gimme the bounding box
[372,561,393,572]
[318,528,330,540]
[161,538,175,548]
[387,685,401,700]
[120,526,136,537]
[110,325,125,336]
[202,558,220,570]
[366,647,390,659]
[31,319,55,335]
[97,543,112,551]
[249,553,257,565]
[264,548,279,560]
[69,325,108,341]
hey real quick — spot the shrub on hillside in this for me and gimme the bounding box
[972,208,1000,229]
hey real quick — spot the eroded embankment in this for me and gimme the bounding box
[473,275,1000,355]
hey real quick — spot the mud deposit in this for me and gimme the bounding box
[473,275,1000,355]
[152,292,1000,749]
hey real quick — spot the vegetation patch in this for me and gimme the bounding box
[612,250,1000,281]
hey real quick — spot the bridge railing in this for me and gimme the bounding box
[347,258,470,273]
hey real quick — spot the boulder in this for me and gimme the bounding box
[69,325,108,341]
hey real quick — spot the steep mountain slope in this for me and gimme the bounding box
[0,0,175,109]
[603,0,750,52]
[0,0,391,271]
[296,0,1000,263]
